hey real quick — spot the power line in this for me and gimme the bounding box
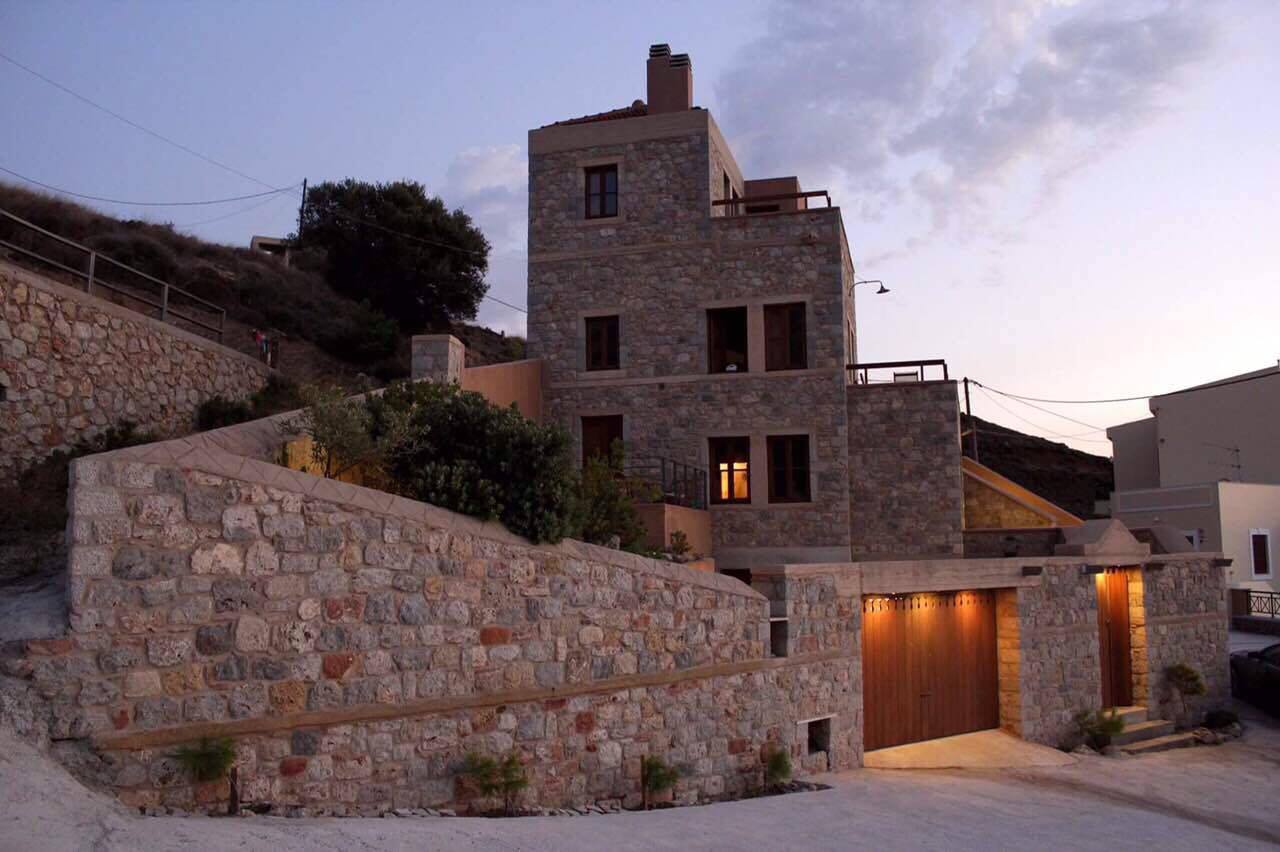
[0,49,276,190]
[0,165,298,207]
[972,368,1280,405]
[174,191,296,228]
[974,382,1105,432]
[975,386,1111,444]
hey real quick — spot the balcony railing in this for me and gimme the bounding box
[712,190,832,217]
[1236,589,1280,619]
[848,359,950,385]
[625,456,708,510]
[0,207,227,343]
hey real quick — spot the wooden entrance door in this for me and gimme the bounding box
[862,591,999,751]
[1096,568,1133,708]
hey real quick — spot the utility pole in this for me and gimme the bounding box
[295,178,307,243]
[963,377,979,462]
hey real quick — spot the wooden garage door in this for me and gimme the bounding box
[862,591,999,751]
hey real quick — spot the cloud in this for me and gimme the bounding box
[444,144,530,333]
[715,0,1217,235]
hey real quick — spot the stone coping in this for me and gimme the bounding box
[74,416,762,603]
[0,259,269,374]
[92,648,844,751]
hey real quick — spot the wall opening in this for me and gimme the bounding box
[806,716,831,755]
[769,618,789,657]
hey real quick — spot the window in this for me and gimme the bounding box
[1251,530,1272,577]
[582,415,623,467]
[584,164,618,219]
[770,619,789,657]
[584,315,619,371]
[806,717,831,756]
[709,436,750,504]
[768,435,811,503]
[707,307,748,373]
[764,302,807,371]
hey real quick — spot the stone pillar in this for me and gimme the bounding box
[411,335,465,384]
[995,588,1023,735]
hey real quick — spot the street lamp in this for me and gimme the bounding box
[853,279,890,294]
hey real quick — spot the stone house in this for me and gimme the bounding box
[3,44,1232,818]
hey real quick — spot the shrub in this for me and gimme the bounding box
[640,756,681,809]
[1071,708,1126,750]
[84,230,180,282]
[195,396,253,431]
[668,529,693,560]
[1166,663,1206,697]
[574,442,657,549]
[194,376,303,431]
[315,300,400,365]
[1204,708,1238,730]
[172,737,237,782]
[764,745,792,789]
[459,751,528,816]
[289,385,383,481]
[370,381,578,544]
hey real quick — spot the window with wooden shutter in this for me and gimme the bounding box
[584,315,619,371]
[767,434,811,503]
[584,165,618,219]
[764,302,807,371]
[709,436,750,504]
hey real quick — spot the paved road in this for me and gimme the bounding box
[3,705,1278,852]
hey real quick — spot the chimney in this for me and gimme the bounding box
[646,44,693,114]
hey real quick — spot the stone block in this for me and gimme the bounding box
[222,505,261,541]
[235,615,271,652]
[191,543,243,575]
[147,637,192,668]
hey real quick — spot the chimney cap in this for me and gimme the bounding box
[649,43,671,57]
[670,53,691,68]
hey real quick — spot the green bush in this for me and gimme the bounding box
[1072,708,1126,750]
[315,300,400,365]
[459,751,528,816]
[575,442,657,549]
[369,381,578,544]
[194,375,303,431]
[641,756,681,809]
[172,736,237,782]
[764,745,792,789]
[1165,663,1206,697]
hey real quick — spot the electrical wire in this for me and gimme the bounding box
[975,386,1111,444]
[0,165,298,207]
[0,49,276,190]
[971,368,1280,404]
[973,382,1105,432]
[174,191,295,228]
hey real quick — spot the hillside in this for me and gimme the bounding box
[0,182,523,387]
[962,414,1114,519]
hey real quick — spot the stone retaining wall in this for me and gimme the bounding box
[33,441,859,815]
[0,261,268,483]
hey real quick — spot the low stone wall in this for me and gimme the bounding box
[1140,559,1229,726]
[846,381,964,561]
[31,431,859,815]
[0,261,268,483]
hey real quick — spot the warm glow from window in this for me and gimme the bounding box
[718,461,748,500]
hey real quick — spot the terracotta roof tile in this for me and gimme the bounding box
[543,101,648,128]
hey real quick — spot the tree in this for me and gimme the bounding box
[297,179,490,333]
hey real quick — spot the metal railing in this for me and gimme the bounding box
[0,207,227,343]
[712,190,833,216]
[625,456,708,510]
[848,359,950,385]
[1243,589,1280,618]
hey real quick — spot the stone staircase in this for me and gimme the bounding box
[1109,706,1195,755]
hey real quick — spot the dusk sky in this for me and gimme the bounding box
[3,1,1277,454]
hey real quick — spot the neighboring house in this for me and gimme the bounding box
[1108,365,1280,593]
[249,235,290,265]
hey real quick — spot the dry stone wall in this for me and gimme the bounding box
[0,262,267,483]
[31,447,859,815]
[1140,558,1229,725]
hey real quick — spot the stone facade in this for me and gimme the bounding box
[25,435,859,815]
[410,335,464,385]
[1140,559,1230,726]
[846,382,965,561]
[964,475,1050,530]
[0,261,268,483]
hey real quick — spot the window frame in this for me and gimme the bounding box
[708,436,751,505]
[767,434,812,503]
[1251,529,1272,578]
[707,306,749,374]
[764,302,808,371]
[584,315,620,372]
[584,164,619,220]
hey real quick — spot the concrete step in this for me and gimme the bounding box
[1118,732,1197,755]
[1109,705,1148,726]
[1110,719,1175,746]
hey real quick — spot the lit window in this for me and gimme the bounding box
[709,436,750,505]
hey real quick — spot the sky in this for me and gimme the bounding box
[2,0,1278,456]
